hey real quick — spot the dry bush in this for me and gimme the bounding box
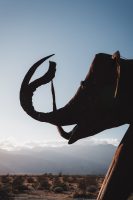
[0,184,13,200]
[53,186,64,193]
[85,175,97,186]
[52,176,69,192]
[87,185,97,193]
[38,176,51,190]
[12,176,28,193]
[73,191,95,199]
[78,179,87,193]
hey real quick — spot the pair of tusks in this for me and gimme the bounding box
[20,53,72,142]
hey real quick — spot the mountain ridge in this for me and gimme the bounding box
[0,143,116,175]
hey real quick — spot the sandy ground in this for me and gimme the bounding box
[14,191,75,200]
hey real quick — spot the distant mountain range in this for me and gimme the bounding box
[0,143,116,175]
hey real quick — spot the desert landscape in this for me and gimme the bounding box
[0,173,133,200]
[0,173,104,200]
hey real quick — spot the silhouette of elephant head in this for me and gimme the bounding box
[20,52,132,144]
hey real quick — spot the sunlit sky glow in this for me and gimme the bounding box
[0,0,133,149]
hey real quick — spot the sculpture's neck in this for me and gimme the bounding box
[117,59,133,122]
[118,59,133,98]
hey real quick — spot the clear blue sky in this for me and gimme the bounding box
[0,0,132,149]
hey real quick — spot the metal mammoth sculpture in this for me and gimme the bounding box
[20,51,133,199]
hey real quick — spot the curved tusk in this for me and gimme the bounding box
[22,54,55,87]
[20,54,56,118]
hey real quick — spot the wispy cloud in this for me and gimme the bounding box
[0,136,119,151]
[87,137,119,146]
[0,137,67,151]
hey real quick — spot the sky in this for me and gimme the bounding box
[0,0,132,150]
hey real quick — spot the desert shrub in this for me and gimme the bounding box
[42,173,48,177]
[38,177,51,190]
[63,176,76,183]
[12,176,28,193]
[53,186,64,193]
[62,175,69,182]
[52,177,61,186]
[47,173,53,180]
[1,175,11,184]
[67,176,74,183]
[78,179,87,193]
[0,184,13,200]
[73,191,94,199]
[12,176,24,187]
[85,175,97,186]
[32,181,40,190]
[59,182,68,191]
[87,185,97,193]
[18,185,28,192]
[27,176,35,183]
[68,183,75,191]
[58,172,62,177]
[71,176,78,182]
[53,179,69,191]
[52,177,68,192]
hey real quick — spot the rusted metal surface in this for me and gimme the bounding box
[97,125,133,200]
[20,53,133,144]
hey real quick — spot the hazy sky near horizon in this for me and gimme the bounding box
[0,0,133,149]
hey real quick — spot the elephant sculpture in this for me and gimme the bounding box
[20,51,133,199]
[20,51,132,143]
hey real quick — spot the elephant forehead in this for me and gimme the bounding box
[87,53,117,85]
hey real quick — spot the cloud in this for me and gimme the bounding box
[0,137,68,151]
[0,136,119,151]
[87,137,119,146]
